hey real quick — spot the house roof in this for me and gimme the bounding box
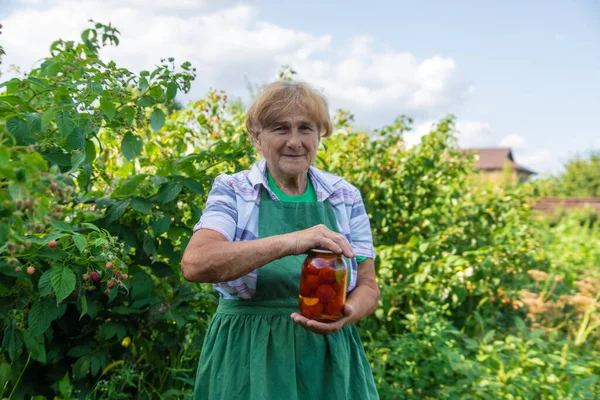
[459,147,535,175]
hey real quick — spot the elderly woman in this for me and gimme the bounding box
[182,81,380,399]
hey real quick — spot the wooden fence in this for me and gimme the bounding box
[533,198,600,214]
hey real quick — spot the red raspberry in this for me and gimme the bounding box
[90,271,101,283]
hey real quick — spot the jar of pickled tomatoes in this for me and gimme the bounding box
[299,249,348,321]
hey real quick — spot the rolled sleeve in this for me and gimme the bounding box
[349,188,376,259]
[193,174,237,241]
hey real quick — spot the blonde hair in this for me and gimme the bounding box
[246,81,333,138]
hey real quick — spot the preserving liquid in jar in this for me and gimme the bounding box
[299,249,348,321]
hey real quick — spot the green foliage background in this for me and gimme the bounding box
[0,24,598,399]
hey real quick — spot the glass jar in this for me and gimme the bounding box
[299,249,348,321]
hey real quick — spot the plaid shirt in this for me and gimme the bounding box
[194,159,376,299]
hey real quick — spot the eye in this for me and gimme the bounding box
[273,126,286,132]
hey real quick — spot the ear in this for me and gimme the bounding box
[253,133,262,151]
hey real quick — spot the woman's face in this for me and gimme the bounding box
[255,109,320,180]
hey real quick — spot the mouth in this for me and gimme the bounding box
[282,155,304,158]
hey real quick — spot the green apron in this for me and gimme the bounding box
[194,189,379,400]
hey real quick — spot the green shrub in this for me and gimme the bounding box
[1,23,598,399]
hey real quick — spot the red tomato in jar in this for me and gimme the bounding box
[306,264,319,275]
[332,281,343,295]
[300,283,313,297]
[306,275,320,290]
[316,284,336,303]
[319,267,336,284]
[300,301,323,320]
[326,297,344,316]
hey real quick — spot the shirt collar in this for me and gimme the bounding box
[247,159,342,201]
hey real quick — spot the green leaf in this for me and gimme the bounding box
[80,295,88,320]
[0,223,8,244]
[105,200,130,224]
[150,262,176,278]
[65,128,85,150]
[151,213,171,237]
[166,82,177,101]
[73,356,91,379]
[84,139,97,165]
[100,97,116,120]
[183,178,205,194]
[42,148,71,166]
[481,329,495,345]
[70,150,86,171]
[50,220,73,231]
[121,132,144,161]
[38,270,54,297]
[50,264,76,303]
[131,197,152,214]
[2,320,23,361]
[515,316,527,332]
[99,322,127,340]
[23,151,47,170]
[120,106,135,124]
[58,373,72,397]
[88,82,103,95]
[67,342,94,357]
[24,330,47,363]
[0,147,9,168]
[41,107,57,131]
[150,108,165,132]
[28,298,59,336]
[131,270,155,300]
[6,117,33,145]
[156,181,182,204]
[55,110,75,138]
[73,233,87,253]
[81,222,101,232]
[111,307,143,315]
[137,95,154,107]
[139,77,149,91]
[26,112,42,133]
[143,235,157,260]
[90,351,106,376]
[0,363,10,389]
[43,61,60,77]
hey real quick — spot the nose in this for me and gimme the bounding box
[286,128,302,149]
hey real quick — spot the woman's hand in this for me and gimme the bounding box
[285,224,356,258]
[290,304,355,335]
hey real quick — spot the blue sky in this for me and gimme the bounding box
[1,0,599,174]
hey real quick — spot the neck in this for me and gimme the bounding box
[268,168,308,196]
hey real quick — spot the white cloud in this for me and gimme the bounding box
[515,148,571,175]
[499,134,527,149]
[1,0,471,123]
[411,120,494,148]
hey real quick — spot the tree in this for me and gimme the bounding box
[560,151,600,197]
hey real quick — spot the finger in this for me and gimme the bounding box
[291,315,327,334]
[306,319,342,334]
[342,303,354,316]
[317,237,343,254]
[291,313,342,335]
[290,312,310,325]
[328,232,355,258]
